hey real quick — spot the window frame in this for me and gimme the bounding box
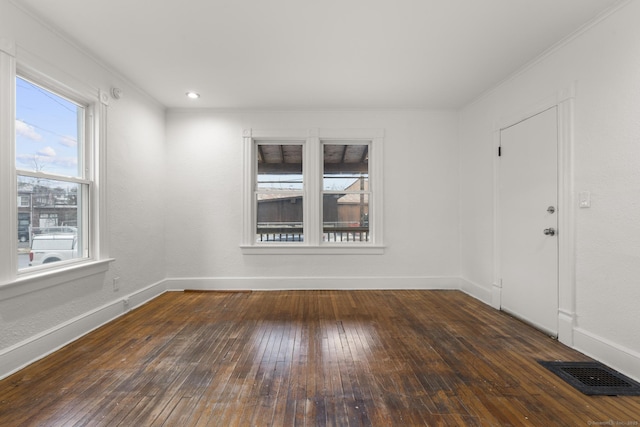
[321,140,371,244]
[254,140,306,244]
[0,39,111,295]
[15,74,92,272]
[241,128,384,255]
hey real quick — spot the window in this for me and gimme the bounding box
[242,129,383,254]
[15,76,90,270]
[322,142,370,243]
[256,142,304,242]
[1,42,109,291]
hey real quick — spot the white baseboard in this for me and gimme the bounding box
[573,327,640,383]
[164,276,461,291]
[458,278,492,305]
[557,309,575,346]
[0,280,167,381]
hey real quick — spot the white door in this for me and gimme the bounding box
[499,107,558,336]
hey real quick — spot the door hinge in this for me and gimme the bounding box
[498,146,502,157]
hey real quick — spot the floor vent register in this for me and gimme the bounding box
[539,361,640,396]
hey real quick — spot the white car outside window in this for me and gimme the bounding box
[29,234,78,266]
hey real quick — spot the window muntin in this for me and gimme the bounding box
[16,76,90,270]
[255,142,304,242]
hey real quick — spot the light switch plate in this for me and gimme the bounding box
[579,191,591,208]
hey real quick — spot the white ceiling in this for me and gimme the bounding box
[15,0,622,109]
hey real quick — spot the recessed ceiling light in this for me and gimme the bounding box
[186,91,200,99]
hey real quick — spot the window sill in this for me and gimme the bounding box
[240,245,385,255]
[0,258,115,301]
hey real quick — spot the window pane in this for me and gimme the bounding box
[323,194,369,242]
[323,143,370,243]
[323,144,368,191]
[16,77,83,178]
[257,143,302,190]
[18,175,85,269]
[256,194,303,242]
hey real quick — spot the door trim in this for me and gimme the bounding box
[493,85,576,345]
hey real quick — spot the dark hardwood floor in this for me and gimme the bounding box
[1,290,639,426]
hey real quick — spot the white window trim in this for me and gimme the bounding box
[241,128,385,255]
[0,39,112,291]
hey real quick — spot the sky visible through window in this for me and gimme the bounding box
[15,77,81,179]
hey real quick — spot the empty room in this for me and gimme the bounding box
[1,0,640,425]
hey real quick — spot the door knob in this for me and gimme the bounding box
[543,228,556,236]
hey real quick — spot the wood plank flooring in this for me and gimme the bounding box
[1,290,639,426]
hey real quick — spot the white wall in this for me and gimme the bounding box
[164,109,460,289]
[0,0,166,376]
[459,1,640,379]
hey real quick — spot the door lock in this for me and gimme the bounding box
[547,206,556,214]
[543,228,556,236]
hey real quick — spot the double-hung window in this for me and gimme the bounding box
[0,39,108,288]
[255,142,305,242]
[0,39,110,297]
[15,75,91,270]
[242,129,383,254]
[322,142,370,243]
[0,43,104,290]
